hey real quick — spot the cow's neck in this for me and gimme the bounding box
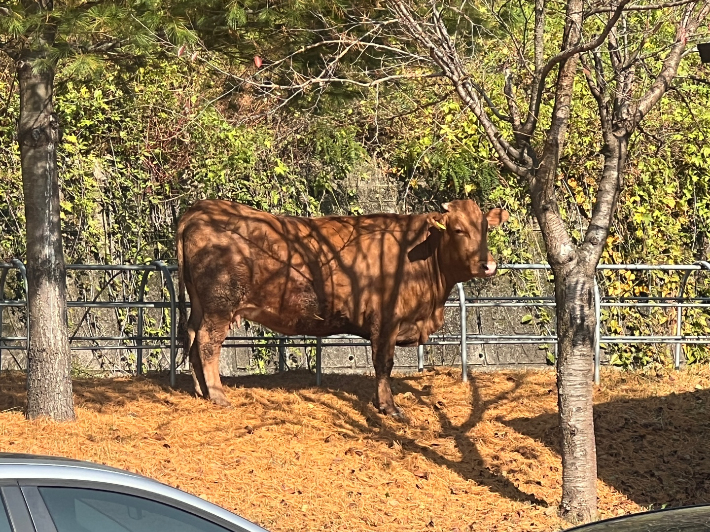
[430,242,457,307]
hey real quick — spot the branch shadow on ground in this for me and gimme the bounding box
[502,387,710,508]
[0,371,173,412]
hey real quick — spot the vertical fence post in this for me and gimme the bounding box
[11,259,28,368]
[675,270,693,370]
[593,277,601,385]
[278,337,286,372]
[136,267,151,376]
[316,337,322,386]
[152,261,177,387]
[457,283,468,382]
[0,266,8,372]
[417,344,424,372]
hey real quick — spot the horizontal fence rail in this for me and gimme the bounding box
[2,261,710,386]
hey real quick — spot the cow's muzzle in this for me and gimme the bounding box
[481,260,497,277]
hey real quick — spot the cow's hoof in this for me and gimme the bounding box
[389,409,407,421]
[378,405,405,419]
[210,396,232,408]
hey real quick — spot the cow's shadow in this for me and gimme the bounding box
[166,369,548,506]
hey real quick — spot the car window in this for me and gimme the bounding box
[0,496,11,532]
[39,487,238,532]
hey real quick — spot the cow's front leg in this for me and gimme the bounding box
[194,316,231,407]
[372,333,401,417]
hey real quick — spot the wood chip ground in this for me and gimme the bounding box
[1,366,709,531]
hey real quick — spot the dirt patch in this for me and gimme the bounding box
[1,366,709,532]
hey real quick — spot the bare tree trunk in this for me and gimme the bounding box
[17,51,75,421]
[554,262,597,522]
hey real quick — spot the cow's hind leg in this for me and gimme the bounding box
[192,315,231,407]
[188,317,205,398]
[185,283,206,398]
[189,341,206,399]
[371,332,401,417]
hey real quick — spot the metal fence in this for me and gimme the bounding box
[2,260,710,387]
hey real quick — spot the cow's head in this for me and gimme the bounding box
[430,199,508,280]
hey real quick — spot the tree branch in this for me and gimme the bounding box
[586,0,697,16]
[86,39,129,53]
[581,53,608,129]
[246,71,444,91]
[631,2,710,130]
[261,34,429,74]
[387,0,529,176]
[621,18,665,70]
[534,0,545,71]
[580,2,710,264]
[528,0,586,268]
[522,0,632,137]
[580,136,627,260]
[682,74,710,87]
[504,68,522,129]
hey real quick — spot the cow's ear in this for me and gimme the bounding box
[429,212,448,232]
[486,208,509,228]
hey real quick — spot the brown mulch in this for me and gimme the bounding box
[1,365,710,532]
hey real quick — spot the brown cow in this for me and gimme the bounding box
[176,199,507,415]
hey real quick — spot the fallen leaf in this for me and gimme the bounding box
[412,469,430,480]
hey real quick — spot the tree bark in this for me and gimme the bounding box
[554,261,598,523]
[17,51,75,421]
[557,139,627,523]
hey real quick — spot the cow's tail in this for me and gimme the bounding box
[176,217,190,367]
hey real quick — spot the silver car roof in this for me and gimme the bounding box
[0,453,268,532]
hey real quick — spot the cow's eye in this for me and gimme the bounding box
[454,228,466,235]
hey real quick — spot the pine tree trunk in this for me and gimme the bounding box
[554,263,597,523]
[17,52,75,421]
